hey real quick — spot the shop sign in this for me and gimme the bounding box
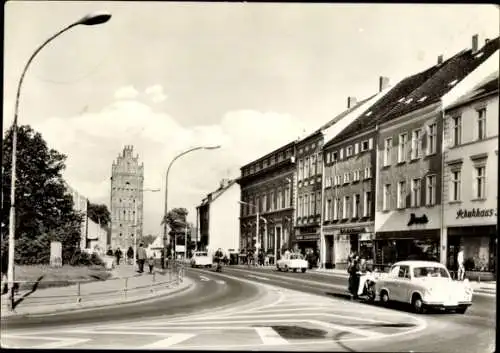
[456,208,497,219]
[340,227,366,234]
[296,234,320,241]
[359,233,374,242]
[407,213,429,226]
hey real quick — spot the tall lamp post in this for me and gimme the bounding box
[132,188,160,268]
[6,11,111,310]
[162,145,221,268]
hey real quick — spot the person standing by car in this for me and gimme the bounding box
[457,246,465,281]
[137,243,147,273]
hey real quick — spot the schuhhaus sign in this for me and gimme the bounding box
[456,208,497,219]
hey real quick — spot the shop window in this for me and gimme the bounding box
[473,166,486,199]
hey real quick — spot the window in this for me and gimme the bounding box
[383,184,391,211]
[299,159,304,180]
[317,154,323,174]
[305,195,310,216]
[411,129,423,159]
[335,175,342,186]
[310,193,315,216]
[354,143,359,154]
[343,196,350,219]
[450,170,461,202]
[411,178,422,207]
[426,175,436,206]
[353,170,360,181]
[346,146,353,157]
[339,148,344,160]
[277,190,283,209]
[256,196,260,213]
[344,172,350,184]
[398,265,411,279]
[477,108,487,140]
[262,194,267,212]
[298,196,303,217]
[353,194,361,218]
[364,167,372,179]
[333,198,340,220]
[326,199,332,220]
[452,116,462,146]
[363,191,372,217]
[304,157,310,177]
[398,133,408,162]
[310,155,316,176]
[270,191,275,210]
[332,151,338,162]
[427,123,437,155]
[384,138,392,166]
[326,152,331,164]
[325,176,331,188]
[474,166,486,199]
[285,187,291,208]
[397,181,406,209]
[361,140,369,152]
[316,191,321,215]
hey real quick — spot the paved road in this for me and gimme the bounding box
[2,266,495,351]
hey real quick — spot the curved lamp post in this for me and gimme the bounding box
[6,11,111,310]
[161,145,221,267]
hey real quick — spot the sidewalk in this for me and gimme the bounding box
[0,263,193,318]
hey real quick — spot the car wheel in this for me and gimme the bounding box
[380,290,390,306]
[284,265,289,272]
[276,265,281,271]
[456,307,468,314]
[412,294,426,314]
[301,268,306,273]
[293,268,297,273]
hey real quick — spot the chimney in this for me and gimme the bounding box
[347,96,358,109]
[437,55,444,65]
[379,76,390,92]
[472,34,479,52]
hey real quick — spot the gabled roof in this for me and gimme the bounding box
[199,179,238,207]
[326,64,442,147]
[382,37,499,123]
[446,72,499,111]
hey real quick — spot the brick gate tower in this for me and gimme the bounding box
[110,145,144,251]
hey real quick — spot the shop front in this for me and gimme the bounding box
[331,224,375,269]
[294,229,320,268]
[444,205,497,280]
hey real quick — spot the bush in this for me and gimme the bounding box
[69,250,104,267]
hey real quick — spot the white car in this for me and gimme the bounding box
[277,253,308,273]
[374,260,473,314]
[190,251,213,268]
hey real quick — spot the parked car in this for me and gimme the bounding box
[190,251,213,268]
[374,260,473,314]
[277,253,308,273]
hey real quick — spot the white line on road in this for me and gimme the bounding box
[35,338,91,348]
[215,280,225,284]
[246,274,270,281]
[142,334,196,348]
[254,327,289,345]
[309,319,384,339]
[200,276,210,281]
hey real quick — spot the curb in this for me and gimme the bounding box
[0,278,194,320]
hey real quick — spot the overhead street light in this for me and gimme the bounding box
[6,11,111,311]
[161,145,221,268]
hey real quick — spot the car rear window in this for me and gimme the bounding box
[196,252,208,257]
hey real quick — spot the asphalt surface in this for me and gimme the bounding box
[2,265,496,352]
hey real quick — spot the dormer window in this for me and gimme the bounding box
[365,111,373,117]
[405,98,413,104]
[474,51,484,59]
[418,96,428,102]
[398,97,405,103]
[448,79,458,87]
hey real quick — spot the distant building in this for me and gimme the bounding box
[64,182,88,250]
[196,179,240,255]
[110,145,144,250]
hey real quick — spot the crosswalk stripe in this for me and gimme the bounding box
[35,338,91,348]
[254,327,289,345]
[309,320,384,338]
[142,334,196,348]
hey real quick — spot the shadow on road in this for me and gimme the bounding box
[12,275,45,309]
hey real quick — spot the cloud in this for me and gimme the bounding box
[144,84,167,103]
[32,92,311,236]
[114,85,139,100]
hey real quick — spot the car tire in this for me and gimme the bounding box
[293,268,297,273]
[412,294,426,314]
[301,268,306,273]
[285,265,289,272]
[380,290,390,306]
[456,307,468,314]
[276,265,281,271]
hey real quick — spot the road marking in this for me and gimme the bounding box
[142,334,195,348]
[309,320,384,338]
[215,280,225,285]
[247,274,270,281]
[35,338,91,348]
[65,330,169,336]
[199,275,210,281]
[254,327,289,345]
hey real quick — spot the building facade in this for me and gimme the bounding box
[238,142,296,262]
[294,133,324,256]
[442,75,498,279]
[374,35,498,267]
[196,179,240,254]
[110,145,144,250]
[64,182,89,250]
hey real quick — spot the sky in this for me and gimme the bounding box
[3,2,499,236]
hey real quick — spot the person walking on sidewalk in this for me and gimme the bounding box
[126,246,134,265]
[114,248,123,266]
[457,246,465,281]
[137,243,147,273]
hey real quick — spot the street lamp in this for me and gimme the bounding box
[238,201,267,259]
[162,145,221,268]
[6,11,111,310]
[131,187,160,268]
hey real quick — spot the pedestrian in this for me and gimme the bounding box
[457,246,465,281]
[137,243,147,273]
[126,246,134,265]
[148,255,155,274]
[348,255,360,299]
[106,246,113,256]
[114,247,122,266]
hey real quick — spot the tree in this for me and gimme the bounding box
[166,208,188,247]
[1,125,84,265]
[140,234,157,247]
[87,202,110,227]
